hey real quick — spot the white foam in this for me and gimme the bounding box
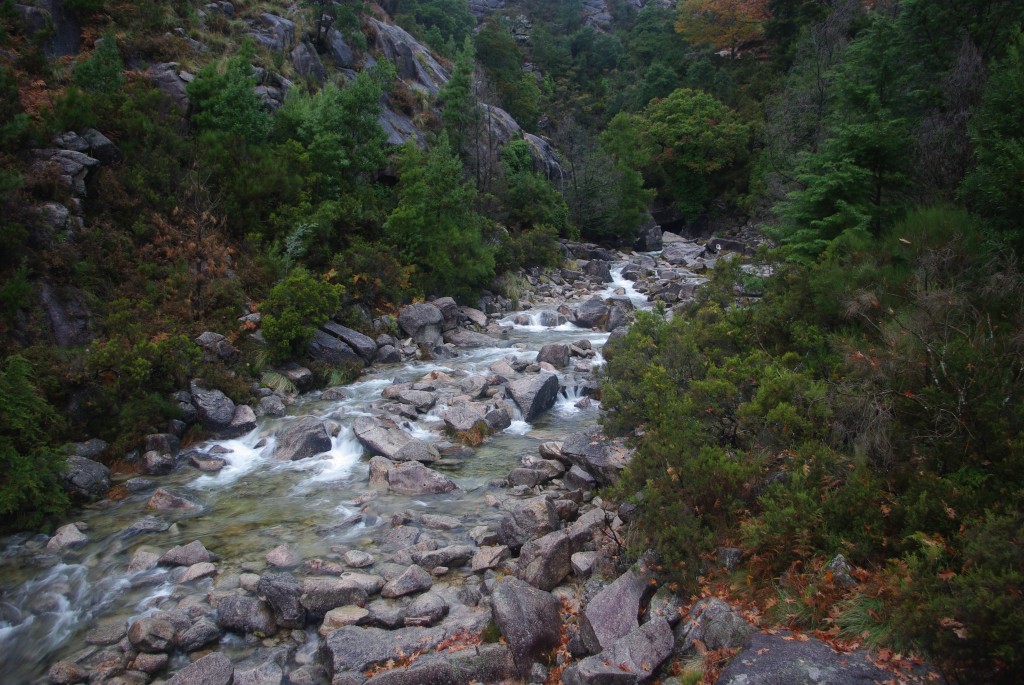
[192,432,273,488]
[504,419,532,435]
[291,427,365,486]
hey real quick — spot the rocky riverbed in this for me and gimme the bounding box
[0,234,895,685]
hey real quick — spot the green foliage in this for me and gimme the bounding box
[187,49,271,144]
[385,135,495,299]
[603,206,1024,676]
[72,35,125,94]
[64,0,104,14]
[439,38,478,156]
[495,224,562,272]
[392,0,475,56]
[499,138,571,236]
[0,355,69,532]
[262,268,344,361]
[476,19,540,130]
[330,237,416,311]
[603,88,749,218]
[960,30,1024,253]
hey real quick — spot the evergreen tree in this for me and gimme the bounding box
[385,134,495,299]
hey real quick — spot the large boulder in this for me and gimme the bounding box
[215,595,277,635]
[190,381,235,431]
[634,219,663,252]
[361,644,517,685]
[147,63,191,112]
[497,496,559,552]
[353,416,439,463]
[573,298,611,330]
[674,598,754,654]
[398,303,444,346]
[384,460,459,496]
[321,321,377,363]
[291,41,327,83]
[508,373,560,422]
[535,343,570,368]
[165,652,234,685]
[322,625,447,675]
[61,455,110,500]
[516,529,573,591]
[563,618,674,685]
[249,12,295,52]
[308,329,363,365]
[491,577,562,673]
[561,429,632,485]
[442,403,488,433]
[368,18,449,94]
[716,631,893,685]
[580,567,652,654]
[275,416,332,461]
[662,239,705,266]
[381,564,433,598]
[325,27,354,68]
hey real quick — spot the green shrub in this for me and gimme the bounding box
[0,356,69,532]
[72,34,125,94]
[261,268,344,361]
[495,224,562,272]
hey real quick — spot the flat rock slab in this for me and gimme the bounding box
[560,429,632,485]
[323,625,447,675]
[716,631,893,685]
[363,644,517,685]
[165,652,234,685]
[581,568,651,654]
[353,416,439,463]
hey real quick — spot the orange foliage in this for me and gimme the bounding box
[676,0,772,54]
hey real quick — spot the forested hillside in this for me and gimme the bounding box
[2,0,1023,680]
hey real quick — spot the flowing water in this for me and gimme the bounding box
[0,266,647,684]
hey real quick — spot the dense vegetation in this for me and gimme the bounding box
[1,0,1022,678]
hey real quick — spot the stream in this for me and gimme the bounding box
[0,265,650,684]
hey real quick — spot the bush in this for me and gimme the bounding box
[495,224,562,272]
[0,356,69,532]
[261,268,344,361]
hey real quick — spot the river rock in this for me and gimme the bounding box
[190,381,235,430]
[148,487,202,514]
[275,416,332,461]
[561,429,632,485]
[573,298,611,330]
[517,529,572,591]
[564,464,597,491]
[165,652,234,685]
[61,455,110,500]
[583,259,612,283]
[264,543,300,568]
[362,644,517,685]
[353,416,439,463]
[508,373,559,421]
[491,576,561,672]
[471,545,509,572]
[321,605,370,634]
[179,561,216,583]
[443,328,505,347]
[386,461,459,496]
[216,595,276,635]
[662,240,705,266]
[127,616,176,653]
[142,450,175,475]
[420,514,461,530]
[403,591,448,626]
[226,404,257,437]
[128,549,160,573]
[344,550,374,568]
[321,321,377,363]
[634,220,663,252]
[297,576,368,622]
[497,496,559,551]
[231,659,280,683]
[716,630,892,685]
[414,544,475,569]
[442,403,488,433]
[674,597,753,654]
[398,303,444,346]
[144,433,180,456]
[159,540,213,567]
[563,618,674,685]
[381,564,432,598]
[47,522,87,550]
[48,660,88,685]
[257,571,305,628]
[322,625,447,675]
[177,617,222,652]
[535,343,570,368]
[460,306,488,328]
[580,566,651,654]
[308,329,363,365]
